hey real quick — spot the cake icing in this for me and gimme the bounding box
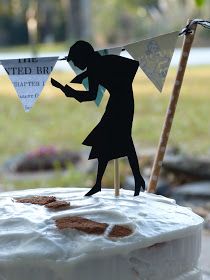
[0,187,203,280]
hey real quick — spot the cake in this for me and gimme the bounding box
[0,187,203,280]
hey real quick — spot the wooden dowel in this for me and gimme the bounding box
[148,20,197,193]
[114,159,120,196]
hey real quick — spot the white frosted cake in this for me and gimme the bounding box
[0,188,203,280]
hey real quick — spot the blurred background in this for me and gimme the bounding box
[0,0,209,50]
[0,0,209,195]
[0,0,210,50]
[0,0,210,277]
[0,1,209,192]
[0,0,209,185]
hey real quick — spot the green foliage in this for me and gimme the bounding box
[195,0,206,7]
[0,0,209,47]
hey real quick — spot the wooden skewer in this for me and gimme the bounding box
[148,20,197,193]
[114,159,120,196]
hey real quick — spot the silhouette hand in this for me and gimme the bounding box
[51,78,64,89]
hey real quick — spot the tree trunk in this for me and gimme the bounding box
[68,0,91,41]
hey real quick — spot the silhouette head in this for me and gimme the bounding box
[67,40,95,70]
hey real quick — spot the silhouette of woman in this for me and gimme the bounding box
[51,40,145,196]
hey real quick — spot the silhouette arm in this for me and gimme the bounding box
[63,78,98,103]
[51,74,99,103]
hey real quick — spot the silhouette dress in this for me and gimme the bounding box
[76,53,139,161]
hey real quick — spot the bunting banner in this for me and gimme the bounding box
[1,57,58,112]
[124,31,179,91]
[0,20,210,114]
[69,47,122,106]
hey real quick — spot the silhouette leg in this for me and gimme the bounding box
[85,158,108,196]
[127,141,145,196]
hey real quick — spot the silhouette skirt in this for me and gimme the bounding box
[82,91,134,161]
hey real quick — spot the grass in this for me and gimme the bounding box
[0,66,210,190]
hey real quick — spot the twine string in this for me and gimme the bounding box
[179,19,210,36]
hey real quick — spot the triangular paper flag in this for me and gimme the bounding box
[69,47,122,106]
[1,57,58,112]
[124,31,179,91]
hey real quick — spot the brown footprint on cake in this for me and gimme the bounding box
[55,216,133,238]
[15,196,70,210]
[15,196,56,205]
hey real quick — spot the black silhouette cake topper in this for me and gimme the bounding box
[51,40,145,196]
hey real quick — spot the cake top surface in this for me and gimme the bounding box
[0,187,203,262]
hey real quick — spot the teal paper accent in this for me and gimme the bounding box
[80,77,105,107]
[95,85,106,106]
[82,77,89,90]
[94,49,108,106]
[69,49,109,106]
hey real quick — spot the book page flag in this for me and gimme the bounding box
[1,57,58,112]
[69,47,122,106]
[124,31,179,91]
